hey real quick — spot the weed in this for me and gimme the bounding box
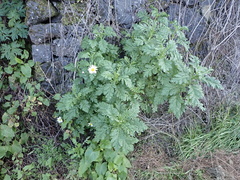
[55,8,221,179]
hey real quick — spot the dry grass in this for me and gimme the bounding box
[182,150,240,180]
[129,137,240,180]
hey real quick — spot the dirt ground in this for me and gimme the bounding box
[129,142,240,180]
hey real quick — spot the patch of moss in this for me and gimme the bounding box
[61,3,86,25]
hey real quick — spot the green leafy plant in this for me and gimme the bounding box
[13,138,69,180]
[0,0,49,179]
[55,8,222,179]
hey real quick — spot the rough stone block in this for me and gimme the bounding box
[25,0,58,26]
[52,38,81,57]
[29,23,65,44]
[32,44,52,63]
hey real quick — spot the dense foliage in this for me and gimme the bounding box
[0,1,49,179]
[0,1,225,179]
[55,9,222,179]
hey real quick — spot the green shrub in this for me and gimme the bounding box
[55,8,222,179]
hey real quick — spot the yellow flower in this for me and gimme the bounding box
[88,122,93,127]
[88,65,98,74]
[57,117,63,123]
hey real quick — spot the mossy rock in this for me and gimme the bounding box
[25,0,58,26]
[60,3,87,25]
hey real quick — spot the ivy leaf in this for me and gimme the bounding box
[85,146,100,163]
[21,64,32,78]
[0,146,9,159]
[53,93,61,100]
[0,124,15,139]
[21,49,29,59]
[95,162,107,176]
[3,174,11,180]
[78,158,91,177]
[4,66,13,74]
[10,140,22,154]
[28,60,34,67]
[113,154,131,168]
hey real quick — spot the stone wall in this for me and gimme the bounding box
[25,0,239,94]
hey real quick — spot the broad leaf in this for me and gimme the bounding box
[0,146,9,158]
[85,146,100,163]
[78,158,91,177]
[21,64,31,78]
[0,125,14,139]
[96,162,107,176]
